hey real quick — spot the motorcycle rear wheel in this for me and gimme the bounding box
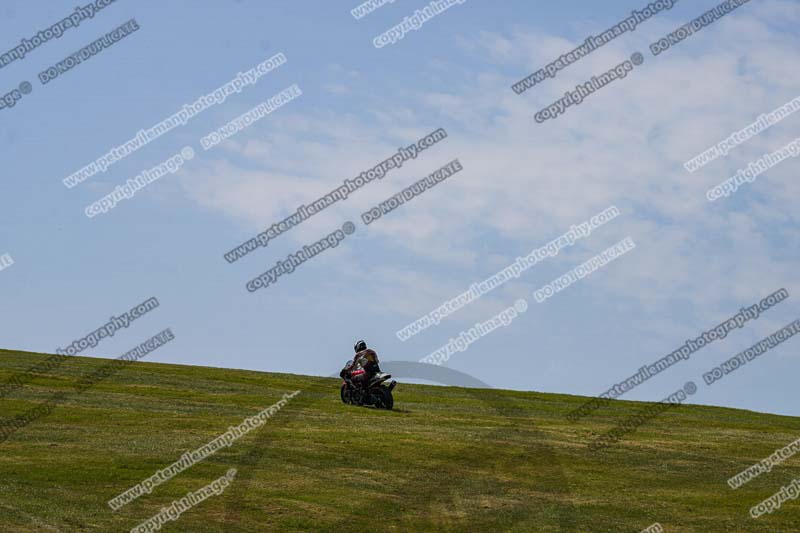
[377,387,393,410]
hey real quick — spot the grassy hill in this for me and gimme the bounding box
[1,348,799,532]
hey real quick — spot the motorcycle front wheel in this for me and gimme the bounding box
[340,384,352,404]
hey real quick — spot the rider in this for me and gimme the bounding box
[350,339,381,388]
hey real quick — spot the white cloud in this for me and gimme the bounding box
[180,1,800,352]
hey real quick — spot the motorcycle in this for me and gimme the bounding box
[339,359,396,410]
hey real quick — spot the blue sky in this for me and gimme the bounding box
[1,0,799,416]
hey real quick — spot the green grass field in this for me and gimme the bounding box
[1,348,799,532]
